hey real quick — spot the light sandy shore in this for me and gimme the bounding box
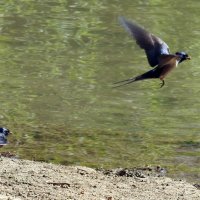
[0,157,199,200]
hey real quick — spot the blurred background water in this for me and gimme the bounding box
[0,0,200,182]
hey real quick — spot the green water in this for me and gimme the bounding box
[0,1,200,182]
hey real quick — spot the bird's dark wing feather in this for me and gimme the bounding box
[119,16,170,67]
[158,54,178,67]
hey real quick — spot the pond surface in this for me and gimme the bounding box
[0,0,200,182]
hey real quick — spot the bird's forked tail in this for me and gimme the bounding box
[113,68,158,88]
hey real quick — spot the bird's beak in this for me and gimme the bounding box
[187,56,191,60]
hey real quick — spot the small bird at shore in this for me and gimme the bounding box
[114,17,191,88]
[0,127,11,148]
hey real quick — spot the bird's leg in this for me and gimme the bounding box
[160,80,165,88]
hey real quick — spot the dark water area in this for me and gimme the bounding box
[0,1,200,182]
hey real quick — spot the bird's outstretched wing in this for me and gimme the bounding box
[119,16,170,67]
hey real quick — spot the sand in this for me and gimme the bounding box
[0,157,199,200]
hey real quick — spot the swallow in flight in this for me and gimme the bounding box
[114,17,191,88]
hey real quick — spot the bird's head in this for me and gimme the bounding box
[0,127,11,146]
[175,52,191,63]
[0,127,11,136]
